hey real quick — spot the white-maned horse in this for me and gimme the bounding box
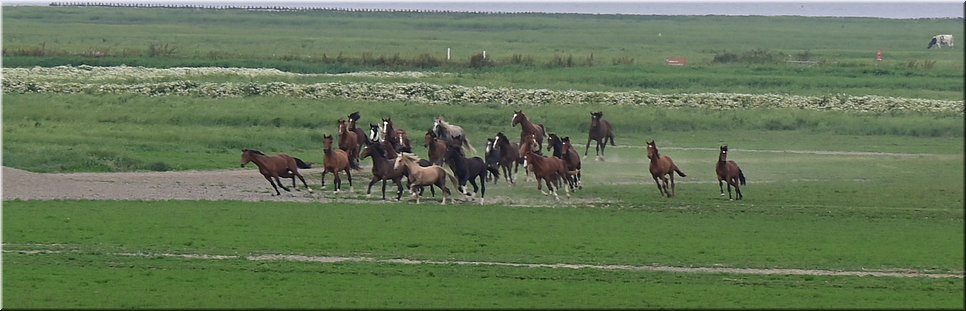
[928,34,954,49]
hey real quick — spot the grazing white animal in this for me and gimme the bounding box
[928,34,954,49]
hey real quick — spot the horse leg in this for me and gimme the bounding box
[333,172,341,193]
[668,174,676,197]
[536,175,547,195]
[596,140,604,161]
[344,168,354,192]
[295,172,313,193]
[547,178,560,201]
[584,137,592,158]
[381,179,388,200]
[719,179,726,196]
[264,176,281,196]
[393,178,404,201]
[734,178,743,200]
[366,177,379,198]
[478,174,485,205]
[726,179,734,200]
[274,175,291,192]
[599,141,606,161]
[653,177,665,197]
[320,171,328,190]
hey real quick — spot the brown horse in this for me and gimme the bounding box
[337,119,362,170]
[547,133,582,190]
[240,149,312,196]
[646,140,686,197]
[520,133,572,201]
[347,111,372,147]
[423,130,447,166]
[585,111,616,161]
[322,134,353,193]
[494,131,523,184]
[382,117,412,153]
[360,140,405,200]
[393,152,458,204]
[511,110,547,151]
[715,145,746,200]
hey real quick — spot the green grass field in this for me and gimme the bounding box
[2,5,964,309]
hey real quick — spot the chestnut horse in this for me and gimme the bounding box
[645,140,686,197]
[322,134,353,192]
[494,131,523,184]
[547,133,582,190]
[511,110,547,151]
[716,145,746,200]
[337,119,362,170]
[360,140,405,200]
[585,111,615,161]
[423,130,447,166]
[520,133,572,201]
[382,117,412,153]
[347,111,372,147]
[393,152,458,204]
[240,149,312,196]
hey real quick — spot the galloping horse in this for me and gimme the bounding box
[347,111,372,145]
[368,123,383,143]
[337,119,362,170]
[443,135,497,205]
[511,110,547,151]
[321,134,354,192]
[547,133,582,190]
[715,145,746,200]
[519,133,572,201]
[645,140,686,197]
[382,137,436,198]
[484,138,502,183]
[494,132,523,184]
[433,117,476,154]
[360,140,405,200]
[423,130,447,166]
[382,117,412,153]
[394,152,458,204]
[240,149,312,196]
[585,111,616,161]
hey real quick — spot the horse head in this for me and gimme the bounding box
[511,110,524,127]
[369,123,381,142]
[590,112,602,128]
[240,148,256,167]
[547,133,561,152]
[646,140,659,160]
[348,111,361,122]
[719,145,729,161]
[424,130,436,147]
[323,134,335,150]
[337,119,348,134]
[561,137,574,157]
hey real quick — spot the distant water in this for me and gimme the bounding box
[4,1,963,19]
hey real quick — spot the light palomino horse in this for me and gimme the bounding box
[393,152,458,204]
[240,149,312,196]
[519,133,572,201]
[433,116,476,154]
[715,145,746,200]
[585,111,615,161]
[646,140,686,197]
[322,134,354,193]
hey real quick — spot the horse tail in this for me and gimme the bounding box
[674,165,687,177]
[463,136,477,154]
[349,157,362,171]
[443,169,459,188]
[538,124,548,138]
[607,132,616,146]
[738,169,746,185]
[294,157,311,169]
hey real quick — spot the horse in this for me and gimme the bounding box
[511,110,547,151]
[484,137,502,183]
[382,117,412,153]
[337,119,362,170]
[433,117,476,154]
[585,111,616,161]
[519,133,572,201]
[393,152,458,205]
[382,137,436,198]
[715,145,746,200]
[359,140,405,201]
[423,130,447,166]
[494,131,523,184]
[547,133,582,190]
[443,135,498,205]
[321,134,354,193]
[347,111,372,146]
[240,149,312,196]
[645,140,686,197]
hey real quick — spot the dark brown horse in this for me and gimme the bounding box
[715,145,746,200]
[423,130,447,166]
[585,111,616,161]
[347,111,372,147]
[322,134,353,193]
[520,133,572,201]
[443,135,498,205]
[511,110,547,151]
[493,131,523,184]
[547,133,582,190]
[393,152,458,205]
[360,140,405,200]
[240,149,312,196]
[337,119,362,170]
[484,137,501,183]
[646,140,686,197]
[382,117,412,153]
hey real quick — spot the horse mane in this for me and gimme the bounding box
[247,149,266,155]
[348,111,361,122]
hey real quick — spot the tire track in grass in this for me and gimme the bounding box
[5,246,962,279]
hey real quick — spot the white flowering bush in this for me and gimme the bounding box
[1,65,450,82]
[3,66,961,114]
